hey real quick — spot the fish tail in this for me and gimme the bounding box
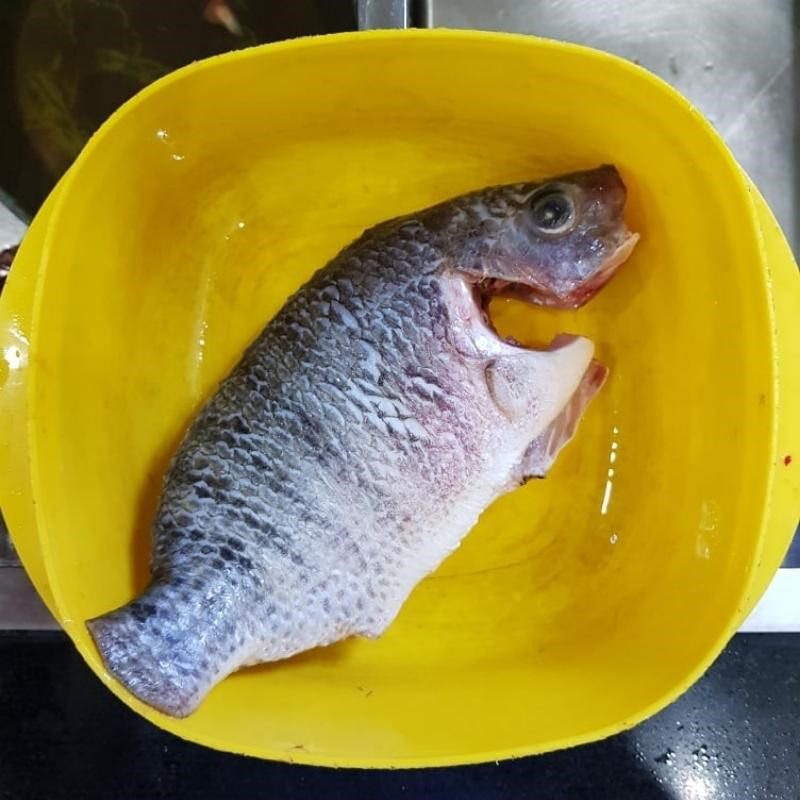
[86,581,236,718]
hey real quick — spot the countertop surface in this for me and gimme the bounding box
[1,632,798,800]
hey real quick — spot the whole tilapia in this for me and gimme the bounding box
[88,165,638,717]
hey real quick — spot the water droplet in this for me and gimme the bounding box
[4,345,23,370]
[171,153,185,162]
[600,478,613,515]
[704,61,714,71]
[691,744,711,765]
[699,499,718,532]
[655,748,675,765]
[609,533,619,545]
[156,128,169,141]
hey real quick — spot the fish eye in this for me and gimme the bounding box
[528,186,576,235]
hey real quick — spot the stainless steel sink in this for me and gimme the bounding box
[1,0,797,630]
[423,0,797,253]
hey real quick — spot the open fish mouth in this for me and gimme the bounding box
[474,231,640,315]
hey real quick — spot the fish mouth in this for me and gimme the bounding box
[563,232,640,308]
[476,231,640,312]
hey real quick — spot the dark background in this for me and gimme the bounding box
[0,0,357,217]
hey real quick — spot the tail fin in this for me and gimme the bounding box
[86,581,241,717]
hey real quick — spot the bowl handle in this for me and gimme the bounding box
[739,179,800,616]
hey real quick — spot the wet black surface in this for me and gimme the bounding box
[0,632,797,799]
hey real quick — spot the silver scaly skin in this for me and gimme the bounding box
[87,165,638,717]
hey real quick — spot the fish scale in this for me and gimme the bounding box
[87,165,638,717]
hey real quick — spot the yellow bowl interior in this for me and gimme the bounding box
[5,31,797,765]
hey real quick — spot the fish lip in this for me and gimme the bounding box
[476,230,639,311]
[561,231,640,309]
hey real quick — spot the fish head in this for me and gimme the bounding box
[448,165,639,309]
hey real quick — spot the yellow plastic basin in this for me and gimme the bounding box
[1,30,798,766]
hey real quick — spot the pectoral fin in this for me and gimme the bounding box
[518,359,608,481]
[484,335,594,423]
